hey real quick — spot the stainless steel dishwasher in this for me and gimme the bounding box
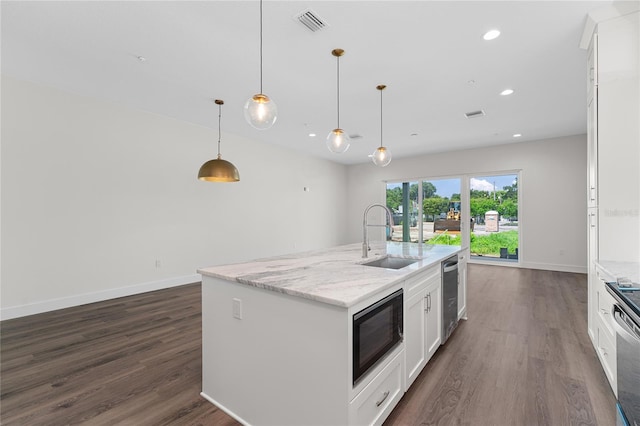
[441,255,459,344]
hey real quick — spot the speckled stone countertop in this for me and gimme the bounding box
[595,260,640,285]
[198,242,461,308]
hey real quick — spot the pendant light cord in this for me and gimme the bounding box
[217,103,222,158]
[259,0,263,94]
[336,55,340,128]
[380,87,383,148]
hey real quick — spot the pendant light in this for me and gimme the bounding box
[372,84,392,167]
[327,48,350,153]
[244,0,277,130]
[198,100,240,182]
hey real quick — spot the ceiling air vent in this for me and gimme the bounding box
[465,110,485,119]
[294,9,328,32]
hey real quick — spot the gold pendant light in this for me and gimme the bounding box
[372,85,392,167]
[198,100,240,182]
[327,48,350,153]
[244,0,277,130]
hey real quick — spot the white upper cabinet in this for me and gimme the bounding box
[596,11,639,262]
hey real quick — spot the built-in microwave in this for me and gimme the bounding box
[352,288,403,385]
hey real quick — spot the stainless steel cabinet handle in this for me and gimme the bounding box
[376,390,390,407]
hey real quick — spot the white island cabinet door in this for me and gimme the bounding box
[457,250,468,320]
[404,290,427,389]
[425,279,442,361]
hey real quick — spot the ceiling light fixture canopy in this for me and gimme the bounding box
[198,100,240,182]
[327,48,350,154]
[244,0,277,130]
[372,85,392,167]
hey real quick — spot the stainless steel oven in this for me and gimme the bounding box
[352,289,403,385]
[607,282,640,426]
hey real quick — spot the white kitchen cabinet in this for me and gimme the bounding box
[424,277,442,363]
[587,207,598,341]
[594,270,617,395]
[457,249,468,320]
[404,287,428,389]
[404,264,440,389]
[595,11,639,262]
[584,7,638,396]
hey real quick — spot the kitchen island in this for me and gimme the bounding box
[198,242,463,426]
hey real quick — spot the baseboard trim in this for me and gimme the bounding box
[0,274,201,321]
[468,259,587,274]
[200,392,249,426]
[519,261,587,274]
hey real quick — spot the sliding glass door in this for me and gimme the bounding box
[385,171,520,263]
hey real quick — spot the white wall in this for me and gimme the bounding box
[345,135,588,273]
[0,76,589,320]
[1,76,348,319]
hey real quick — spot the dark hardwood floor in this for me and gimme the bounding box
[1,265,616,425]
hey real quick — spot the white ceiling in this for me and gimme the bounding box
[1,1,618,165]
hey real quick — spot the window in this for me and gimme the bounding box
[469,174,519,261]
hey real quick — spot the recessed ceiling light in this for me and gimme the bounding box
[500,89,514,96]
[308,133,316,137]
[483,29,501,41]
[513,133,522,138]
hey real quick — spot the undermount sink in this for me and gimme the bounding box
[361,256,418,270]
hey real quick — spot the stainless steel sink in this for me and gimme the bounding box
[361,256,418,270]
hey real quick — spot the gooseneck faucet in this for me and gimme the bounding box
[362,203,394,258]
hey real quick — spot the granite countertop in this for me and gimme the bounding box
[595,260,640,285]
[198,242,461,308]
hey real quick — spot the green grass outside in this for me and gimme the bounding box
[427,230,519,256]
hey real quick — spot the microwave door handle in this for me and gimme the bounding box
[612,304,640,344]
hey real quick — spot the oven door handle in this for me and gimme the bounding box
[612,304,640,344]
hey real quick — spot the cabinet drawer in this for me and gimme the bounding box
[349,350,404,426]
[596,285,616,333]
[405,265,440,299]
[596,322,617,395]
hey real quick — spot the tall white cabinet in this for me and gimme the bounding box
[583,6,639,396]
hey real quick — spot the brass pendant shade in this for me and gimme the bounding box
[198,100,240,183]
[198,156,240,182]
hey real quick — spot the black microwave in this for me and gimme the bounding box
[353,289,403,385]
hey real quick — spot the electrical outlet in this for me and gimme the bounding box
[232,298,242,320]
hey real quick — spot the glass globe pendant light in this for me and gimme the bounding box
[198,100,240,182]
[244,0,277,130]
[327,48,350,153]
[372,84,392,167]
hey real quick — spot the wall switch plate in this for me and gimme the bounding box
[232,298,242,320]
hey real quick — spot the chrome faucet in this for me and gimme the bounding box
[362,203,394,258]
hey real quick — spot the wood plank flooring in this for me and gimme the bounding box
[1,265,616,425]
[384,265,616,426]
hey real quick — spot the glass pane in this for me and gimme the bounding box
[469,174,519,261]
[423,178,462,246]
[386,181,419,242]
